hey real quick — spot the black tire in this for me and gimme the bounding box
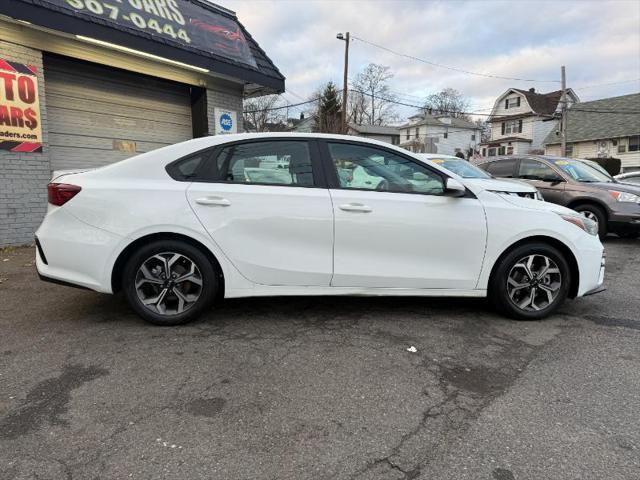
[573,203,607,239]
[489,242,571,321]
[122,239,218,326]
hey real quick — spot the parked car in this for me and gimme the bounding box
[37,134,605,325]
[615,171,640,185]
[477,155,640,238]
[416,154,543,200]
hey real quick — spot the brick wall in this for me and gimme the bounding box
[206,86,244,134]
[0,40,50,247]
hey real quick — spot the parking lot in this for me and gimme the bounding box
[0,238,639,480]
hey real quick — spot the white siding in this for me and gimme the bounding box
[545,139,640,169]
[399,124,479,155]
[492,92,530,118]
[531,117,558,151]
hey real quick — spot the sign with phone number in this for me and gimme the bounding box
[52,0,256,67]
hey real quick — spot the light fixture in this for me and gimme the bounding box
[75,35,210,73]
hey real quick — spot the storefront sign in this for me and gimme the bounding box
[0,59,43,152]
[214,108,237,135]
[52,0,257,67]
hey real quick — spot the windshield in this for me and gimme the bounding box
[548,158,613,183]
[429,158,491,179]
[580,159,614,180]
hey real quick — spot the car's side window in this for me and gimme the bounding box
[166,151,210,181]
[518,160,560,181]
[326,142,444,195]
[485,159,516,178]
[214,141,314,187]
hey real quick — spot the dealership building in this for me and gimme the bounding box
[0,0,284,246]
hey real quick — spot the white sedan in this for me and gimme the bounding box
[36,133,605,325]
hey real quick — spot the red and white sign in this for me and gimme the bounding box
[0,58,43,152]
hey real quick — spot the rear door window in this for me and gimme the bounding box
[485,159,516,178]
[213,141,315,187]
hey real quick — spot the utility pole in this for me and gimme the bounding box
[560,65,567,157]
[337,32,350,133]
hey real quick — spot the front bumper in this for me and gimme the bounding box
[609,203,640,232]
[574,234,606,297]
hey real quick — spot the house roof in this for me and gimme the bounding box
[348,124,400,136]
[544,93,640,145]
[512,89,563,115]
[399,115,478,130]
[4,0,285,93]
[489,88,579,120]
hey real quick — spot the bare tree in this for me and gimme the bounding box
[474,118,491,142]
[422,88,470,119]
[350,63,397,126]
[243,95,286,132]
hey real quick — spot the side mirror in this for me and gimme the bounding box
[444,177,466,197]
[543,176,564,184]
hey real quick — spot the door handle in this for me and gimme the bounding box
[339,203,372,213]
[195,196,231,206]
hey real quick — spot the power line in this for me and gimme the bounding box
[351,35,561,84]
[573,78,640,90]
[244,88,640,119]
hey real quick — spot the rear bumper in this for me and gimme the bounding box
[35,207,123,293]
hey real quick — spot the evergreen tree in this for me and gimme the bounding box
[315,82,342,133]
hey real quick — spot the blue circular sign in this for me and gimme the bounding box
[219,113,233,132]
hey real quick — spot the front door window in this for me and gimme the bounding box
[327,142,444,195]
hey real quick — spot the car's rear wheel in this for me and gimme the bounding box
[573,204,607,238]
[122,240,218,326]
[490,243,571,320]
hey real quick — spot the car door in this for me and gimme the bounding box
[482,158,517,178]
[321,140,487,290]
[186,139,334,286]
[516,158,567,204]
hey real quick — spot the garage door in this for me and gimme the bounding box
[44,55,193,170]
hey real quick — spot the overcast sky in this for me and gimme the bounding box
[218,0,640,120]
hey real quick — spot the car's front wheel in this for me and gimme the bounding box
[489,243,571,320]
[573,204,607,238]
[122,240,218,326]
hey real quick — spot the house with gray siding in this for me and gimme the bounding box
[544,93,640,172]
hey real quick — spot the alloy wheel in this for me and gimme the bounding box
[580,210,599,228]
[135,252,203,315]
[506,254,562,312]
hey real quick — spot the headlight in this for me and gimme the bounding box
[608,190,640,203]
[559,213,599,236]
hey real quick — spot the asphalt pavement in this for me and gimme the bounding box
[0,237,638,480]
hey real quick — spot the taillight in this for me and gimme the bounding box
[47,183,81,206]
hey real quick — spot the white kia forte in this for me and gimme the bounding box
[36,133,606,325]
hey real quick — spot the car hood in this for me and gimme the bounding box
[493,191,576,215]
[590,181,640,195]
[463,178,537,193]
